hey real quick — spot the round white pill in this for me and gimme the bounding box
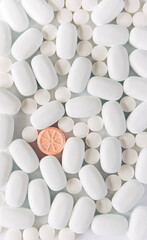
[0,192,5,206]
[91,45,107,61]
[34,89,50,106]
[77,25,92,40]
[73,122,89,138]
[86,132,102,148]
[57,8,73,24]
[122,149,138,165]
[0,57,12,73]
[48,0,64,11]
[116,12,132,28]
[120,96,136,112]
[41,24,57,41]
[40,41,56,57]
[73,9,89,25]
[58,228,75,240]
[106,175,122,191]
[23,227,39,240]
[22,126,38,143]
[66,178,82,195]
[124,0,140,14]
[92,61,107,77]
[0,73,13,89]
[96,198,112,214]
[39,225,55,240]
[58,116,74,133]
[84,148,100,164]
[118,164,134,181]
[55,59,71,76]
[136,132,147,148]
[21,98,37,115]
[87,115,103,132]
[5,229,22,240]
[77,41,92,57]
[81,0,97,11]
[119,132,135,149]
[66,0,81,12]
[133,12,147,27]
[55,87,71,103]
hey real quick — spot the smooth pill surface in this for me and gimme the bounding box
[0,73,13,89]
[77,25,92,40]
[0,114,14,150]
[85,132,102,148]
[0,192,5,206]
[92,62,107,77]
[0,21,12,56]
[136,132,147,148]
[106,174,122,191]
[73,122,89,138]
[73,9,89,25]
[58,228,75,240]
[123,149,138,165]
[48,0,64,11]
[119,132,135,149]
[66,178,82,195]
[41,24,57,40]
[118,165,134,181]
[130,27,147,51]
[96,198,112,214]
[58,117,74,133]
[116,12,132,27]
[77,41,92,57]
[120,96,136,112]
[66,0,81,11]
[5,229,22,240]
[55,59,71,75]
[91,45,107,61]
[81,0,97,11]
[124,0,140,13]
[39,225,55,240]
[135,148,147,184]
[56,8,72,24]
[0,152,12,187]
[21,98,37,115]
[34,89,50,106]
[55,87,71,103]
[84,148,100,164]
[23,227,39,240]
[0,57,12,73]
[40,41,56,57]
[87,115,103,132]
[130,49,147,78]
[133,12,147,27]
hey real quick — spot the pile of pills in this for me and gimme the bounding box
[0,0,147,239]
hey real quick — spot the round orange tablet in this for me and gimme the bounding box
[37,127,66,155]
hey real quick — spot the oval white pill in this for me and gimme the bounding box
[129,49,147,78]
[21,98,37,115]
[119,132,135,149]
[96,198,112,214]
[105,174,122,191]
[130,27,147,51]
[92,61,107,77]
[116,12,132,28]
[34,89,50,105]
[91,45,107,61]
[66,178,82,195]
[87,115,103,132]
[39,225,55,240]
[0,152,13,187]
[135,132,147,148]
[58,116,74,133]
[77,25,92,40]
[118,165,134,181]
[122,149,138,165]
[84,148,100,164]
[0,57,12,73]
[120,96,136,112]
[86,132,102,148]
[55,59,71,76]
[41,24,57,40]
[0,21,12,56]
[40,41,56,57]
[73,9,89,25]
[135,148,147,184]
[0,73,13,89]
[0,114,14,150]
[5,229,22,240]
[77,41,92,57]
[23,227,39,240]
[55,87,71,103]
[73,122,89,138]
[59,228,75,240]
[56,8,72,24]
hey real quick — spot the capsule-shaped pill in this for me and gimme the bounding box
[28,179,50,216]
[69,197,96,234]
[135,148,147,184]
[130,49,147,78]
[5,170,28,208]
[48,192,74,229]
[56,23,77,59]
[30,101,65,130]
[11,28,43,60]
[62,137,85,174]
[0,114,14,150]
[79,165,107,200]
[31,54,58,90]
[0,152,13,187]
[130,27,147,51]
[40,156,67,191]
[9,139,39,173]
[0,21,12,56]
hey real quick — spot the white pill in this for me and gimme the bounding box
[31,101,65,130]
[77,41,92,57]
[96,198,112,214]
[57,8,72,24]
[69,197,96,234]
[118,165,134,181]
[55,87,71,103]
[136,132,147,148]
[79,165,107,200]
[119,133,135,149]
[93,25,129,47]
[81,0,97,11]
[66,0,81,12]
[143,2,147,15]
[0,114,14,150]
[77,25,92,40]
[67,57,92,93]
[0,56,12,73]
[0,21,12,56]
[9,139,39,173]
[39,225,55,240]
[40,41,56,57]
[41,24,57,41]
[0,73,13,89]
[87,76,123,101]
[28,179,50,216]
[5,229,22,240]
[0,192,5,206]
[73,122,89,138]
[21,0,54,25]
[122,149,138,165]
[23,227,39,240]
[1,0,29,32]
[87,115,103,132]
[59,228,75,240]
[48,0,64,11]
[66,96,102,118]
[130,49,147,78]
[135,148,147,184]
[66,178,82,195]
[55,59,71,76]
[62,137,85,174]
[91,45,107,61]
[112,179,144,213]
[86,132,102,148]
[0,152,13,187]
[106,174,122,191]
[73,9,89,25]
[133,12,147,27]
[56,23,77,59]
[32,54,58,90]
[91,214,128,237]
[120,96,136,113]
[40,156,67,191]
[92,0,124,26]
[48,192,74,229]
[130,27,147,51]
[0,88,21,115]
[116,12,132,28]
[85,148,100,164]
[124,0,140,13]
[21,98,37,115]
[92,61,107,77]
[11,28,43,61]
[34,89,50,106]
[58,117,74,133]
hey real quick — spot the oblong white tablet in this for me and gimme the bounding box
[11,61,37,96]
[11,28,43,61]
[40,156,67,191]
[0,208,35,229]
[62,137,85,174]
[21,0,54,25]
[67,57,92,93]
[130,27,147,51]
[91,214,128,237]
[31,54,58,90]
[93,25,129,47]
[0,21,12,56]
[135,148,147,184]
[56,23,77,59]
[9,139,39,173]
[66,96,101,118]
[102,101,126,137]
[91,0,124,26]
[48,192,73,229]
[5,170,28,208]
[28,179,50,216]
[30,101,65,130]
[100,137,122,173]
[130,49,147,78]
[79,165,107,200]
[107,45,129,81]
[69,197,96,234]
[0,114,14,150]
[0,0,29,32]
[0,152,13,187]
[0,88,21,115]
[112,179,144,213]
[87,77,123,100]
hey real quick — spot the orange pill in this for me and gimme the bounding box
[37,127,66,155]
